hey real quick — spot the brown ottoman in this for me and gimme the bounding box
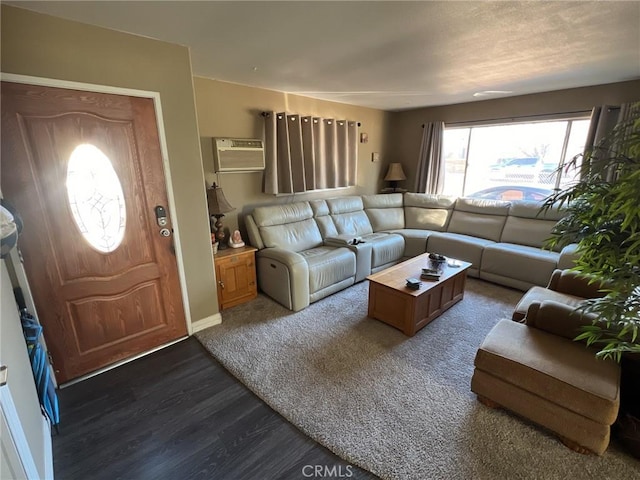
[471,319,621,454]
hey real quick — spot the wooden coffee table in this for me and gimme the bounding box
[366,253,472,336]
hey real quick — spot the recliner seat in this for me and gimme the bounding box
[480,201,565,289]
[326,196,405,272]
[247,201,356,311]
[428,198,511,277]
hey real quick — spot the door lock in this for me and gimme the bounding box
[159,228,171,237]
[155,206,168,227]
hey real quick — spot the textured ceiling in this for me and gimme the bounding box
[10,1,640,111]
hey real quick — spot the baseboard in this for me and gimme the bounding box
[191,313,222,333]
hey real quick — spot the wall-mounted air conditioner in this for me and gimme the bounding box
[213,138,265,172]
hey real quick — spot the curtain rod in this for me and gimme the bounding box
[421,109,591,127]
[261,111,361,127]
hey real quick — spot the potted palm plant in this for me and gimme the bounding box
[542,102,640,456]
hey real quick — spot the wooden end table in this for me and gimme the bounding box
[366,253,472,336]
[214,246,257,310]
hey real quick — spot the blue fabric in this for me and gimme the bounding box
[20,311,60,428]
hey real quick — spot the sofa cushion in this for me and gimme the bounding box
[390,229,432,257]
[427,232,494,275]
[501,201,564,250]
[300,246,356,294]
[448,198,510,241]
[367,208,405,231]
[524,300,598,341]
[260,218,323,252]
[509,200,565,221]
[252,201,324,252]
[404,193,456,231]
[482,243,559,288]
[475,319,620,425]
[310,199,330,217]
[501,216,559,250]
[326,196,374,236]
[315,216,339,239]
[362,193,404,209]
[363,193,405,231]
[311,200,338,238]
[455,197,511,215]
[362,232,405,268]
[326,196,365,214]
[253,201,313,227]
[331,211,374,236]
[404,192,456,210]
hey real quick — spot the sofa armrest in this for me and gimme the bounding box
[244,214,264,250]
[547,269,606,299]
[324,234,363,247]
[524,300,595,341]
[558,243,579,270]
[258,247,305,265]
[256,248,309,311]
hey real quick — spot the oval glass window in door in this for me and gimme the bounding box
[66,144,126,253]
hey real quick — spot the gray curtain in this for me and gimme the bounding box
[263,112,358,194]
[582,103,638,180]
[584,105,620,162]
[414,121,444,194]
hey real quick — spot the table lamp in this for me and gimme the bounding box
[207,182,235,249]
[384,163,407,192]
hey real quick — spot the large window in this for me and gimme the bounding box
[442,117,590,201]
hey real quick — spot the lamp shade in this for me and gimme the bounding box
[207,183,235,215]
[384,163,407,182]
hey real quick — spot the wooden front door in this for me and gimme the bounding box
[1,81,188,383]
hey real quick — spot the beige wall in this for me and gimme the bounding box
[1,6,218,322]
[391,80,640,189]
[194,77,392,236]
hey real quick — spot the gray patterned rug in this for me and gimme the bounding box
[196,278,640,480]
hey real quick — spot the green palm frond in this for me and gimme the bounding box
[541,103,640,361]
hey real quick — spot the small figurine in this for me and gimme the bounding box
[229,229,245,249]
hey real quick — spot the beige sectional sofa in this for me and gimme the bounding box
[245,193,576,311]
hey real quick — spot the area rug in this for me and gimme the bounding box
[196,279,640,480]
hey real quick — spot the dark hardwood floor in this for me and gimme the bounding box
[53,337,378,480]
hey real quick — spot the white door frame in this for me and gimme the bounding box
[0,73,193,334]
[0,380,46,479]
